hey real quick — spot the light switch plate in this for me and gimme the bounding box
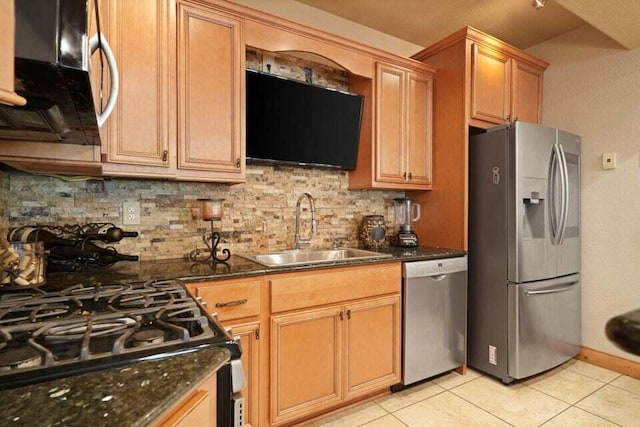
[602,152,617,170]
[123,202,141,225]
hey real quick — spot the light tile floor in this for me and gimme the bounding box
[310,360,640,426]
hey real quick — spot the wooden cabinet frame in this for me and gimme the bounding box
[409,26,548,251]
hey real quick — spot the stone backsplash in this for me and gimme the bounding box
[1,167,402,260]
[1,49,402,261]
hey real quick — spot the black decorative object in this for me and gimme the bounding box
[189,199,231,264]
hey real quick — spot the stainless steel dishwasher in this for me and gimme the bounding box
[397,256,468,388]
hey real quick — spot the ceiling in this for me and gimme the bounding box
[293,0,640,50]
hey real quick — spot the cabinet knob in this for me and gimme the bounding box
[339,311,344,321]
[346,309,351,320]
[162,149,168,162]
[235,158,241,168]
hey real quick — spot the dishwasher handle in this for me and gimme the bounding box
[428,274,448,281]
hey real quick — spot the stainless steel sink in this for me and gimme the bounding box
[238,248,393,267]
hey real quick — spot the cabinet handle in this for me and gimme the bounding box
[215,298,248,308]
[162,149,168,162]
[506,114,511,122]
[408,172,412,180]
[339,311,344,321]
[402,172,407,180]
[235,157,241,168]
[346,309,351,320]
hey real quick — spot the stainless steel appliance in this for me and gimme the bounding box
[0,279,244,426]
[468,121,581,383]
[393,197,421,247]
[0,0,119,145]
[395,256,467,388]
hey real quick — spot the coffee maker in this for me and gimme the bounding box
[393,197,421,247]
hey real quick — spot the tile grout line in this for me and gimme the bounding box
[447,388,517,426]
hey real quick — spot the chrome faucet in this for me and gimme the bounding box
[294,193,317,249]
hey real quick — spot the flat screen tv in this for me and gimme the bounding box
[246,70,364,170]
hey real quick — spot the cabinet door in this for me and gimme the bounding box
[177,1,245,181]
[511,59,544,124]
[344,295,401,399]
[470,44,511,126]
[376,63,406,185]
[232,322,260,427]
[270,307,343,425]
[406,72,432,188]
[102,0,173,168]
[156,372,216,427]
[0,1,26,106]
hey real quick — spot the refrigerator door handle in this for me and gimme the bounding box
[524,281,579,296]
[557,143,570,244]
[548,144,562,244]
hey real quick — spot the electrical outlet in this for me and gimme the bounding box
[123,202,141,225]
[602,152,617,170]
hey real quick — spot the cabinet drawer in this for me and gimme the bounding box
[270,263,401,313]
[192,279,262,322]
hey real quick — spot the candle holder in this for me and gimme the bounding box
[189,199,231,263]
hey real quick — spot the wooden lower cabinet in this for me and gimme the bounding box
[344,296,401,399]
[270,306,343,424]
[270,295,401,425]
[155,371,217,427]
[229,322,260,427]
[187,277,263,426]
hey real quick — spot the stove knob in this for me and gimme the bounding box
[225,326,233,335]
[210,311,219,322]
[196,297,208,309]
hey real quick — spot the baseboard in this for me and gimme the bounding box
[576,347,640,380]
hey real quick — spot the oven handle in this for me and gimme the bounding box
[215,298,248,308]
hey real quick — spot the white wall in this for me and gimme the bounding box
[528,25,640,362]
[231,0,424,57]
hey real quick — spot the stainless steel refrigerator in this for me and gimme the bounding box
[468,121,581,383]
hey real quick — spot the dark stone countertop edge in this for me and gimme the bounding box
[0,346,230,427]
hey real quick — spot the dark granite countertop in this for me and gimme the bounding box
[0,346,230,427]
[47,246,465,287]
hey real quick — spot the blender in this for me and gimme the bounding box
[393,197,421,247]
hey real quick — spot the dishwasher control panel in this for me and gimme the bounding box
[403,255,467,278]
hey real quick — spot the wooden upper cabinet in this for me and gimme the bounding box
[0,0,26,106]
[350,61,434,191]
[511,59,544,124]
[376,64,405,185]
[406,72,433,187]
[177,1,245,182]
[470,44,511,126]
[101,0,174,171]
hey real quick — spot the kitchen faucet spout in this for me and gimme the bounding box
[294,193,316,249]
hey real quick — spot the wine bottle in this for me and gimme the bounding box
[7,227,76,249]
[96,253,139,265]
[79,225,139,242]
[48,246,100,262]
[77,240,139,264]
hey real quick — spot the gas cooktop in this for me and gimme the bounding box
[0,279,236,390]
